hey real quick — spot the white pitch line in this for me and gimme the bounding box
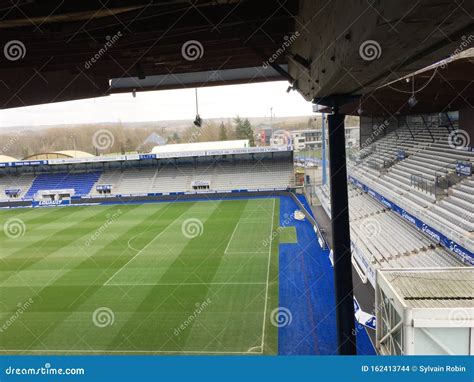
[0,349,260,355]
[224,251,268,255]
[260,198,276,350]
[224,221,240,255]
[105,282,267,286]
[103,209,188,286]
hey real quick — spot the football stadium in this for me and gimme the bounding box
[0,0,473,361]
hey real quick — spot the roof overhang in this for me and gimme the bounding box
[0,0,472,109]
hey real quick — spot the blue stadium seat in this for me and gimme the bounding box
[25,172,101,199]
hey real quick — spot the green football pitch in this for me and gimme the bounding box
[0,198,287,355]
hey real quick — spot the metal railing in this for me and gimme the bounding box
[410,173,435,195]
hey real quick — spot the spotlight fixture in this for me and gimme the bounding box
[408,95,418,108]
[357,99,364,115]
[194,115,202,127]
[407,75,417,108]
[193,88,203,127]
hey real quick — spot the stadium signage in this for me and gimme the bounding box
[397,150,406,160]
[348,175,474,266]
[353,297,376,330]
[32,199,71,207]
[0,147,292,171]
[421,224,441,242]
[0,160,47,167]
[351,242,376,286]
[401,211,417,225]
[456,161,472,176]
[139,154,156,160]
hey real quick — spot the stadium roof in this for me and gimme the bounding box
[0,155,18,162]
[0,1,473,109]
[23,151,95,160]
[55,150,95,158]
[378,268,474,310]
[319,49,474,116]
[151,140,249,154]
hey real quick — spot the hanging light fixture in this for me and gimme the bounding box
[193,88,202,127]
[408,75,418,108]
[357,98,364,115]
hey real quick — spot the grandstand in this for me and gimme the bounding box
[0,143,295,204]
[348,121,473,254]
[313,52,474,354]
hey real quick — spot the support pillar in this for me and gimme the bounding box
[327,105,357,355]
[321,112,327,186]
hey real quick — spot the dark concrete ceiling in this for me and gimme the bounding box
[0,0,473,110]
[318,52,474,116]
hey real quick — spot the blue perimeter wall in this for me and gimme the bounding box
[278,194,375,355]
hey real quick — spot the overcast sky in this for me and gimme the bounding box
[0,81,313,128]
